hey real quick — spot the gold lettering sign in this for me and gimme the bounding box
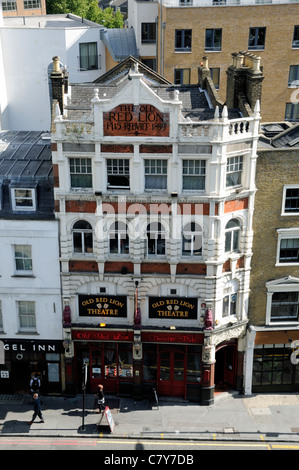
[149,297,198,320]
[103,104,169,137]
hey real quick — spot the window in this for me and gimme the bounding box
[248,27,266,50]
[252,344,294,389]
[288,65,299,87]
[23,0,41,8]
[270,292,299,322]
[283,186,299,214]
[182,160,206,191]
[205,29,222,51]
[285,103,299,121]
[79,42,98,71]
[2,1,16,10]
[144,159,167,190]
[293,26,299,48]
[70,158,92,189]
[109,221,129,255]
[141,58,157,71]
[226,155,243,187]
[180,0,193,5]
[14,245,33,272]
[182,222,203,257]
[11,188,36,211]
[279,238,299,263]
[222,279,238,317]
[147,222,166,256]
[174,69,190,85]
[72,220,93,254]
[18,301,36,331]
[225,219,240,253]
[141,23,156,43]
[210,68,220,89]
[107,159,130,189]
[175,29,192,52]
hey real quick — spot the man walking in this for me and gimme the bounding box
[28,393,44,425]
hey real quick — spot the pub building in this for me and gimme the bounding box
[52,53,263,404]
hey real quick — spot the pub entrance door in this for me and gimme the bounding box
[215,343,237,390]
[158,349,185,397]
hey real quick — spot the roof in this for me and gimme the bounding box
[100,29,138,61]
[0,131,52,180]
[2,13,104,29]
[259,122,299,149]
[65,57,216,121]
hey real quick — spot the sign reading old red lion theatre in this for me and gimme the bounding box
[103,104,169,137]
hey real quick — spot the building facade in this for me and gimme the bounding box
[127,0,299,123]
[51,53,261,404]
[1,0,46,17]
[245,123,299,395]
[0,131,63,394]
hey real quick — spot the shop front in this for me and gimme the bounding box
[0,339,64,395]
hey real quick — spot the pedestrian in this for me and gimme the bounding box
[95,384,105,413]
[30,373,41,398]
[28,393,44,425]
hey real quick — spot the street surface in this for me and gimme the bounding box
[0,436,299,452]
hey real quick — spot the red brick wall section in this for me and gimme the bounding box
[224,198,248,213]
[66,200,97,213]
[69,261,98,272]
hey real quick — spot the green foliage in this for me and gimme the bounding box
[46,0,124,28]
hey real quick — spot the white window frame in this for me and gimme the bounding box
[265,277,299,325]
[107,158,130,190]
[109,221,130,256]
[11,188,36,212]
[226,155,243,188]
[281,185,299,216]
[144,159,168,191]
[276,228,299,266]
[181,222,203,257]
[14,244,33,274]
[17,300,36,332]
[222,279,239,319]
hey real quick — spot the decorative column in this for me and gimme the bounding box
[201,332,215,405]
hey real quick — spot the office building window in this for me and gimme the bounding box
[292,26,299,48]
[141,23,156,43]
[205,29,222,51]
[174,68,190,85]
[175,29,192,51]
[248,27,266,50]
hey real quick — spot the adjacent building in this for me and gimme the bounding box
[51,52,262,404]
[127,0,299,123]
[0,130,63,394]
[245,122,299,395]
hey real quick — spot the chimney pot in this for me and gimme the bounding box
[52,56,61,73]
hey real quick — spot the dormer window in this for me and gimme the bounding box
[11,188,36,212]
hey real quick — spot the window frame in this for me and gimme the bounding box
[11,187,36,212]
[147,222,166,257]
[248,27,266,50]
[14,244,33,274]
[144,159,168,191]
[72,220,93,254]
[288,65,299,87]
[109,221,130,256]
[79,42,98,71]
[282,185,299,216]
[205,28,222,52]
[292,25,299,49]
[182,159,206,192]
[141,23,156,44]
[174,68,191,85]
[181,222,203,257]
[276,229,299,266]
[265,277,299,325]
[107,158,130,190]
[225,219,241,253]
[226,155,243,188]
[17,300,36,332]
[69,158,92,189]
[175,29,192,52]
[285,102,299,121]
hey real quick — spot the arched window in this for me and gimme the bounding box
[72,220,93,253]
[182,222,203,257]
[147,222,166,256]
[225,219,240,253]
[109,221,129,255]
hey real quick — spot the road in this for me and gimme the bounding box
[0,436,299,453]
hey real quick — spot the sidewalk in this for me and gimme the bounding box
[1,390,299,442]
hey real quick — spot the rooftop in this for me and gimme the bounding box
[2,13,104,29]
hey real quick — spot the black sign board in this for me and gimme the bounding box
[149,297,198,320]
[78,295,127,318]
[3,340,64,353]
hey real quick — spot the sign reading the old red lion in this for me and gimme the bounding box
[149,297,198,320]
[78,295,127,318]
[103,104,169,137]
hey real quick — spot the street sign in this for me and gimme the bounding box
[105,406,115,433]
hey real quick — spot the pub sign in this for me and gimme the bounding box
[103,104,169,137]
[149,297,198,320]
[78,295,127,318]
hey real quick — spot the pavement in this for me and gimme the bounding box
[1,390,299,442]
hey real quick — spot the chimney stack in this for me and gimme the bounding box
[50,56,68,115]
[226,51,264,116]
